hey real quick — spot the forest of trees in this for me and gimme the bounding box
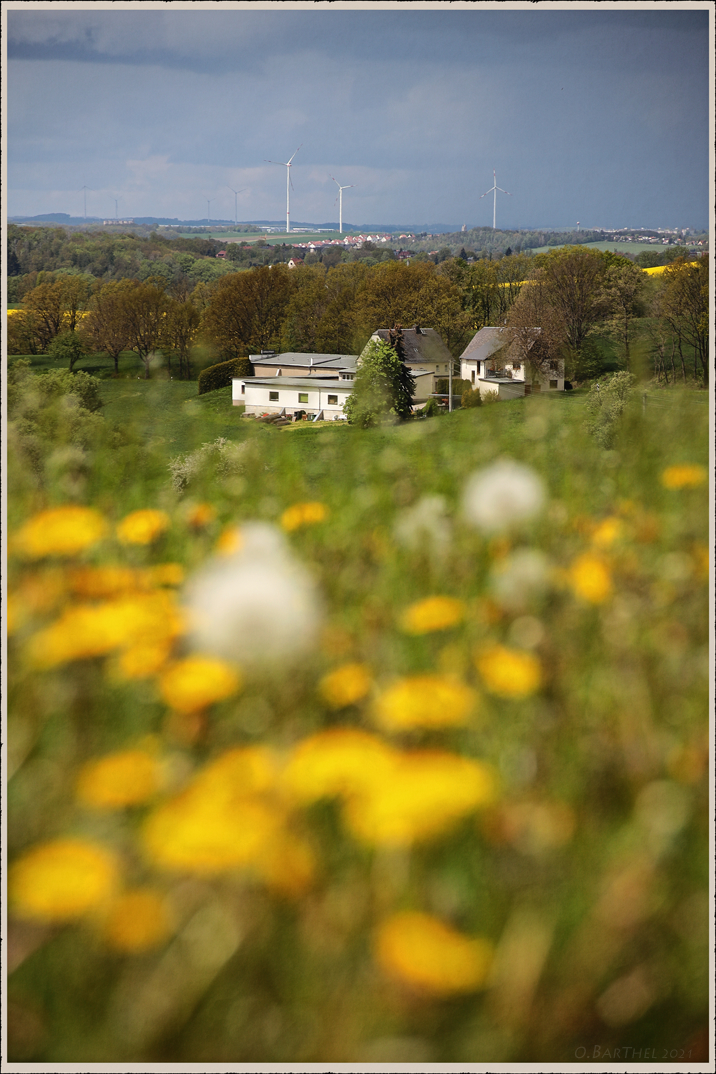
[7,225,709,388]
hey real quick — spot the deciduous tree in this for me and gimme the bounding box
[120,280,170,379]
[343,339,415,427]
[201,265,294,358]
[85,280,133,374]
[599,254,646,369]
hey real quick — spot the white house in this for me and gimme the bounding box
[233,376,353,420]
[460,327,565,400]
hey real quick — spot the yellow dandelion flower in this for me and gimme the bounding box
[253,831,317,897]
[10,839,119,922]
[568,553,612,604]
[26,591,185,668]
[76,749,161,810]
[187,502,217,528]
[280,501,329,532]
[375,911,494,995]
[116,638,174,679]
[475,644,542,698]
[143,789,282,875]
[373,675,477,732]
[343,750,497,847]
[194,745,280,798]
[103,889,174,952]
[319,662,373,708]
[68,565,140,598]
[145,563,185,587]
[399,596,466,635]
[216,526,244,556]
[14,506,107,559]
[283,728,397,803]
[591,517,622,549]
[158,655,242,713]
[117,509,170,545]
[660,464,707,490]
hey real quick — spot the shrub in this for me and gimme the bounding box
[168,437,253,493]
[420,398,443,417]
[461,386,483,409]
[197,357,254,395]
[435,377,471,396]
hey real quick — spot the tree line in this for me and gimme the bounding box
[8,243,708,387]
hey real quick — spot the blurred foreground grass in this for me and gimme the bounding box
[6,384,710,1063]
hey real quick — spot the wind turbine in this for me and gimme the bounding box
[108,194,122,221]
[331,176,355,235]
[226,186,247,226]
[81,185,92,221]
[206,198,214,225]
[480,170,511,230]
[265,146,301,234]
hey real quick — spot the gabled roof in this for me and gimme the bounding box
[367,326,452,365]
[460,326,540,364]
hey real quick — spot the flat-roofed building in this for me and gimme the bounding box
[233,376,353,420]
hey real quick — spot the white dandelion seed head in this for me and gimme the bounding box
[184,522,323,666]
[393,495,452,552]
[490,549,551,611]
[462,460,545,534]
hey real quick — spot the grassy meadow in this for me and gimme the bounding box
[6,368,710,1064]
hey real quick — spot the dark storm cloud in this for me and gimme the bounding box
[6,6,710,228]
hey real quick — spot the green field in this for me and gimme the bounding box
[7,367,710,1063]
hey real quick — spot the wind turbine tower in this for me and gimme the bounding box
[480,170,511,230]
[331,176,355,234]
[81,185,92,221]
[226,187,247,226]
[265,146,301,233]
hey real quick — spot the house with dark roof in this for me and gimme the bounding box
[359,325,454,403]
[460,327,564,400]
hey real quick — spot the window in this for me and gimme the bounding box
[471,370,475,384]
[269,391,279,402]
[512,362,521,372]
[298,393,309,404]
[327,395,338,405]
[549,380,558,389]
[240,383,245,394]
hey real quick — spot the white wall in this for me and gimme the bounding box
[234,380,351,418]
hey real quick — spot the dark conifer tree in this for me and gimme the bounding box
[387,323,416,418]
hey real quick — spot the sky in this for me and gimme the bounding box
[4,3,712,231]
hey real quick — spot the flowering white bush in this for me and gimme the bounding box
[184,522,323,665]
[462,460,545,534]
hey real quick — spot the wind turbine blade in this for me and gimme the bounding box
[480,189,493,199]
[497,187,511,195]
[287,145,302,165]
[265,160,283,166]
